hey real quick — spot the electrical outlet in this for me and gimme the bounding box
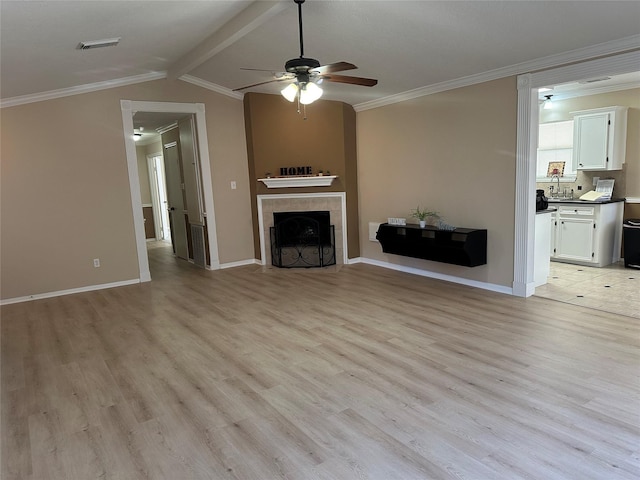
[577,185,582,191]
[230,181,237,190]
[93,258,100,268]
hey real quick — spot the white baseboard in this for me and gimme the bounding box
[352,257,513,295]
[219,258,261,269]
[1,279,141,305]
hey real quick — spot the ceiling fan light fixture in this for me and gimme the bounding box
[281,83,299,102]
[299,82,323,104]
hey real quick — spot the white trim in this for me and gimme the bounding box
[354,35,640,112]
[219,258,261,269]
[121,100,221,283]
[179,75,244,100]
[1,72,166,108]
[626,197,640,204]
[142,203,153,208]
[356,258,513,295]
[121,100,151,283]
[536,176,577,183]
[513,74,538,297]
[514,50,640,298]
[258,175,337,188]
[257,192,348,266]
[194,103,221,269]
[0,279,140,305]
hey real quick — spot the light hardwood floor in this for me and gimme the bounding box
[2,242,639,479]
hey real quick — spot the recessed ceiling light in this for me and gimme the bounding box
[77,37,121,50]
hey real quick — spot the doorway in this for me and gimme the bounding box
[513,49,639,297]
[121,100,221,283]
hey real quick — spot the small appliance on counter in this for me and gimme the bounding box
[536,189,548,211]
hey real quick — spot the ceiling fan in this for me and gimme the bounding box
[233,0,378,105]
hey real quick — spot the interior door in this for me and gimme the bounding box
[163,142,189,260]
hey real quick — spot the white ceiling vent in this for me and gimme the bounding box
[77,37,121,50]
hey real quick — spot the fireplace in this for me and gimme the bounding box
[257,192,347,267]
[270,211,336,268]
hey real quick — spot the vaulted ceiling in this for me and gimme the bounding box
[1,1,639,108]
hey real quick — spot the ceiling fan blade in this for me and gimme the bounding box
[322,74,378,87]
[233,77,291,91]
[310,62,357,75]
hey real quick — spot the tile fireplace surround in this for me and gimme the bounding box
[257,193,348,266]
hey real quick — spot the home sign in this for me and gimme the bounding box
[279,166,313,176]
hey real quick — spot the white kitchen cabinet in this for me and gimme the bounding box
[550,201,623,267]
[534,210,553,287]
[572,106,628,171]
[556,215,595,262]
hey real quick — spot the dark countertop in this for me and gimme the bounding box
[547,197,625,205]
[536,207,557,215]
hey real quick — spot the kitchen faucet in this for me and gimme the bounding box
[550,174,560,198]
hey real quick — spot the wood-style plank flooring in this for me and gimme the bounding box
[2,241,639,479]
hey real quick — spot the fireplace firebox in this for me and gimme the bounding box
[270,211,336,268]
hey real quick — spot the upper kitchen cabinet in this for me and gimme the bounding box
[572,106,628,171]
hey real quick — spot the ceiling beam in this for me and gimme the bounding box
[167,0,288,81]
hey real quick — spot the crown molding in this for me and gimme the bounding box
[179,75,244,100]
[0,72,167,108]
[1,34,637,110]
[354,34,640,112]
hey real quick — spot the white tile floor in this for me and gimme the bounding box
[535,260,639,318]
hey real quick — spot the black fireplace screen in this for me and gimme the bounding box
[271,211,336,268]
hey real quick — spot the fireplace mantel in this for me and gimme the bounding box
[258,175,337,188]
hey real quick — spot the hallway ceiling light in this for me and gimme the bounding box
[134,133,142,141]
[542,94,553,109]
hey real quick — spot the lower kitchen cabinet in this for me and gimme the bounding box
[550,201,623,267]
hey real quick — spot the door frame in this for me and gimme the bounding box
[513,50,639,297]
[121,100,220,282]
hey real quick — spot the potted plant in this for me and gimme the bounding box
[411,206,439,228]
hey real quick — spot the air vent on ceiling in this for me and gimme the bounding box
[77,37,121,50]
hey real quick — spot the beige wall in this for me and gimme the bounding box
[137,138,163,206]
[538,88,640,199]
[0,79,253,300]
[357,77,518,287]
[136,145,153,205]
